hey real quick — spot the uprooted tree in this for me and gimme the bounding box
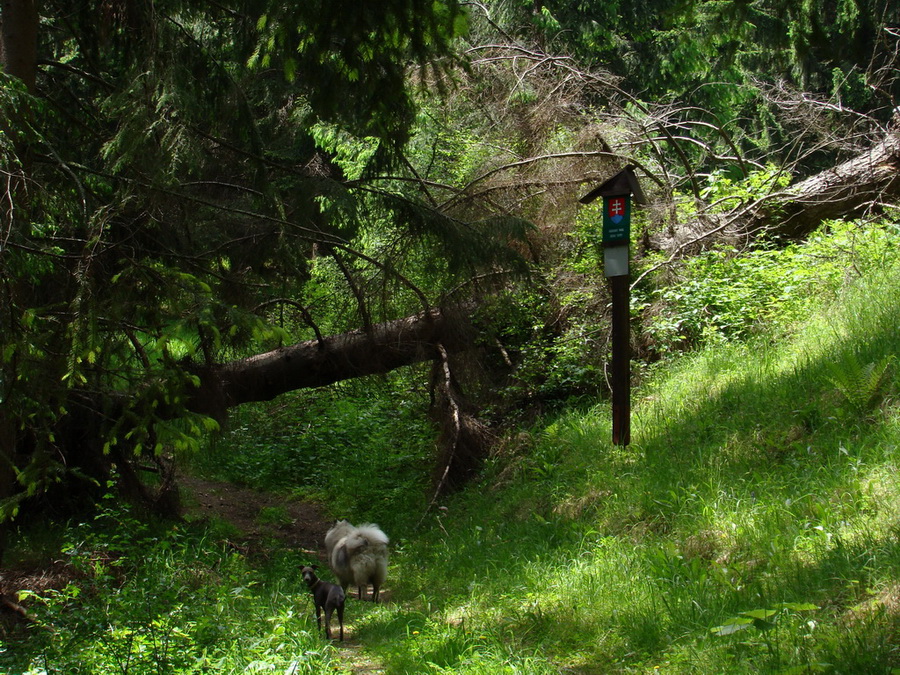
[3,0,900,562]
[0,0,495,548]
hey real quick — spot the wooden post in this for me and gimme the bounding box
[579,166,645,446]
[609,274,630,445]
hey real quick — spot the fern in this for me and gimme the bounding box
[826,352,896,416]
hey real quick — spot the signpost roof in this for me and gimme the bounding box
[579,165,646,205]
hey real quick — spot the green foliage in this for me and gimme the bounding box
[310,122,380,181]
[341,250,900,673]
[637,218,900,354]
[469,285,608,412]
[699,163,792,209]
[11,212,900,673]
[1,0,534,522]
[191,376,434,530]
[710,602,819,637]
[489,0,900,161]
[826,352,896,419]
[249,0,467,152]
[3,497,337,674]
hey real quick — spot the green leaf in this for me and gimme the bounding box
[711,618,753,636]
[779,602,819,612]
[742,609,777,620]
[283,57,297,83]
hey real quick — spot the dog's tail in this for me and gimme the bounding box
[355,524,389,549]
[325,520,354,558]
[340,532,371,557]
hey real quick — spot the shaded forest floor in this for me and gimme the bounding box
[177,473,332,557]
[1,474,336,624]
[2,475,389,673]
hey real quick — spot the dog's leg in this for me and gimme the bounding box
[324,605,333,640]
[337,603,344,641]
[372,582,380,603]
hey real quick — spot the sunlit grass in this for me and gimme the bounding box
[357,258,900,673]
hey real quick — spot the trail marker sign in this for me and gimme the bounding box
[579,165,645,446]
[581,164,645,251]
[603,195,630,244]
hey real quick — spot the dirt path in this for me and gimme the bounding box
[177,475,388,674]
[3,475,388,673]
[177,474,332,557]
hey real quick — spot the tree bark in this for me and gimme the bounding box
[750,127,900,239]
[0,410,15,563]
[0,0,39,92]
[0,0,38,563]
[189,305,476,416]
[654,126,900,256]
[9,305,476,520]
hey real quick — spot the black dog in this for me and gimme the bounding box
[301,565,345,641]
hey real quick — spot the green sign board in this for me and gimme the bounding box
[602,195,631,244]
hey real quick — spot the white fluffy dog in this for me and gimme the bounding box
[325,520,389,602]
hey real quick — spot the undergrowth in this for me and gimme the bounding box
[7,219,900,673]
[356,238,900,673]
[188,375,436,532]
[1,491,338,674]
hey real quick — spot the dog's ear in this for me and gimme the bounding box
[311,563,320,570]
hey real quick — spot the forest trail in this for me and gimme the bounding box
[2,474,388,671]
[178,474,387,674]
[177,473,332,556]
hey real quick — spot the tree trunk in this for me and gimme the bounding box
[655,125,900,256]
[0,0,38,562]
[0,0,38,91]
[9,305,476,521]
[190,305,476,416]
[0,411,16,564]
[749,127,900,239]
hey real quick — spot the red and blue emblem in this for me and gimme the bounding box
[607,196,626,224]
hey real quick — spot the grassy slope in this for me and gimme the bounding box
[353,263,900,673]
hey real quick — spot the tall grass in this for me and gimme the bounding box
[9,223,900,673]
[356,251,900,672]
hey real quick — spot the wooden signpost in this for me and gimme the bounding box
[579,166,645,446]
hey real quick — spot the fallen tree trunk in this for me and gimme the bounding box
[654,125,900,257]
[189,304,476,416]
[751,127,900,239]
[14,304,480,522]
